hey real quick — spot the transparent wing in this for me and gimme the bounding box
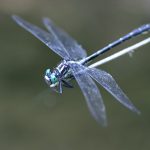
[43,18,87,60]
[69,63,107,126]
[12,15,70,60]
[87,67,140,114]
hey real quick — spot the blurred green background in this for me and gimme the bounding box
[0,0,150,150]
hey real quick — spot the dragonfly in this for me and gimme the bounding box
[12,15,150,126]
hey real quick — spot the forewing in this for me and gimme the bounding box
[87,68,140,114]
[12,15,70,60]
[69,63,107,126]
[43,18,87,60]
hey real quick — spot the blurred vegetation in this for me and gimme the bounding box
[0,0,150,150]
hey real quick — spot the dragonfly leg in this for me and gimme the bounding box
[62,80,74,88]
[58,81,63,93]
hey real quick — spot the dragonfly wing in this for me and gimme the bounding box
[12,15,70,60]
[69,63,107,126]
[87,67,140,114]
[43,18,87,60]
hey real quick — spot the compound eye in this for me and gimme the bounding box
[45,69,51,77]
[51,74,58,84]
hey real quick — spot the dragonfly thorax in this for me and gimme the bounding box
[44,60,71,88]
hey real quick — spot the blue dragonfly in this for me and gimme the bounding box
[12,15,150,126]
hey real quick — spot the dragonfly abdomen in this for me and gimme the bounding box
[83,24,150,64]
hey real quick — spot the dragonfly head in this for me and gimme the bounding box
[44,69,59,87]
